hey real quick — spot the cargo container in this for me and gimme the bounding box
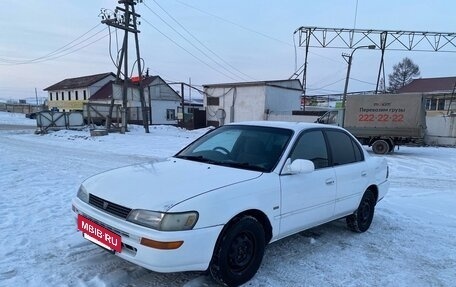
[317,93,427,154]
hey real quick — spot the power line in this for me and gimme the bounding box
[174,0,291,47]
[0,23,103,64]
[350,77,376,85]
[307,78,346,91]
[353,0,359,30]
[148,0,256,81]
[143,2,249,81]
[0,24,108,65]
[30,28,110,64]
[176,0,343,67]
[141,17,241,81]
[23,29,110,64]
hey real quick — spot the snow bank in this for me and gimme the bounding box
[1,112,455,287]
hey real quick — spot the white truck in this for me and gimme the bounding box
[317,93,427,154]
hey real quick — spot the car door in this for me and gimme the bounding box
[324,129,369,218]
[279,129,337,237]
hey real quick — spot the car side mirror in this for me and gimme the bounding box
[284,159,315,174]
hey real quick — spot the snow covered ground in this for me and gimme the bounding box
[1,111,455,287]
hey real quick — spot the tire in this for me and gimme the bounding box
[372,139,389,154]
[210,216,266,287]
[388,142,395,153]
[346,190,376,233]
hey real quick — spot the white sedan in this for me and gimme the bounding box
[72,121,389,287]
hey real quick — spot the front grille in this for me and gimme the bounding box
[89,194,132,219]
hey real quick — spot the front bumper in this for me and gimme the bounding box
[72,198,223,273]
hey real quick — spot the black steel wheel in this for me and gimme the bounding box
[210,216,265,287]
[346,190,376,233]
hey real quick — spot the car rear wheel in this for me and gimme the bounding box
[346,190,376,233]
[210,216,265,287]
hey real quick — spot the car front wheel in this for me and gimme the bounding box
[210,216,265,287]
[346,190,376,233]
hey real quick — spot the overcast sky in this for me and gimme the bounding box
[1,0,456,100]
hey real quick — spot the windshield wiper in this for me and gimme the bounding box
[174,155,216,164]
[218,161,267,172]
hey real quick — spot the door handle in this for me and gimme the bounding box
[325,178,335,185]
[361,171,368,177]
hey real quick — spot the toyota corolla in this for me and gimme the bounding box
[72,121,389,287]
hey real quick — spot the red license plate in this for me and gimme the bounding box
[77,214,122,253]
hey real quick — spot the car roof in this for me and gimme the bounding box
[226,121,342,133]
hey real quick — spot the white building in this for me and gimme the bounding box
[203,79,303,127]
[44,72,115,112]
[90,75,181,125]
[398,77,456,146]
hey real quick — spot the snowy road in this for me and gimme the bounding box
[1,115,455,287]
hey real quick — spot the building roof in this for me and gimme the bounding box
[397,77,456,94]
[89,82,113,101]
[203,79,303,90]
[44,72,115,91]
[89,76,178,101]
[133,75,159,86]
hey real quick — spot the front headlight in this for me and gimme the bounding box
[77,185,89,203]
[127,210,198,231]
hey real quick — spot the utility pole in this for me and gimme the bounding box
[101,0,149,133]
[189,77,192,102]
[341,45,376,127]
[34,88,38,105]
[180,82,185,126]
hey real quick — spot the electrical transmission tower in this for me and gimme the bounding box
[293,27,456,95]
[101,0,149,133]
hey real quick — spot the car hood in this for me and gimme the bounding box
[82,158,262,212]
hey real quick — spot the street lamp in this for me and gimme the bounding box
[341,45,376,109]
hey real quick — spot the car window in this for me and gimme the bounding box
[289,130,329,169]
[193,130,241,153]
[325,130,363,166]
[176,125,293,172]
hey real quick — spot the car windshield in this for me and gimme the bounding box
[175,125,293,172]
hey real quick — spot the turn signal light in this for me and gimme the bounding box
[140,238,183,250]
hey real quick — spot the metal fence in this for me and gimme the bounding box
[0,103,45,114]
[36,111,84,134]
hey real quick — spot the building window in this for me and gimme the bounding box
[207,97,220,106]
[431,99,437,110]
[68,91,71,101]
[56,93,59,101]
[61,92,64,101]
[438,99,445,110]
[83,90,87,100]
[75,91,79,100]
[50,92,53,101]
[426,97,446,111]
[166,109,176,120]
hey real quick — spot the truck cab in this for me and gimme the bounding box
[316,109,344,126]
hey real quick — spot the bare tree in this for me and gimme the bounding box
[388,57,420,92]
